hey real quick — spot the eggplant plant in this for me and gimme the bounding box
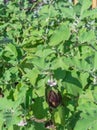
[0,0,97,130]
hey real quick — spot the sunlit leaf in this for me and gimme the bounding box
[49,23,70,46]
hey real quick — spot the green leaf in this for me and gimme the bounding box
[36,79,45,97]
[51,57,68,70]
[4,43,18,58]
[26,67,39,86]
[3,109,21,128]
[0,116,3,130]
[36,46,54,58]
[74,102,97,130]
[94,52,97,70]
[79,29,96,43]
[13,83,28,108]
[80,0,92,16]
[61,7,75,19]
[27,122,46,130]
[92,86,97,102]
[49,23,70,46]
[78,90,94,107]
[62,71,82,96]
[54,67,66,81]
[31,57,50,71]
[0,98,21,128]
[32,97,48,119]
[0,98,14,110]
[79,72,89,89]
[81,8,97,19]
[49,5,58,18]
[53,106,65,125]
[3,70,11,82]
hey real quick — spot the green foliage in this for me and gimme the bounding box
[0,0,97,129]
[49,23,70,46]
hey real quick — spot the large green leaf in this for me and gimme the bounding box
[81,8,97,19]
[53,106,65,125]
[74,89,97,130]
[31,57,50,70]
[49,23,70,46]
[38,6,57,25]
[63,71,82,96]
[80,0,92,16]
[32,97,48,119]
[58,1,75,19]
[79,29,96,43]
[36,79,46,97]
[79,72,89,89]
[0,98,21,128]
[51,56,68,70]
[26,67,39,86]
[0,98,14,110]
[61,7,75,19]
[4,43,18,58]
[13,83,28,107]
[74,102,97,130]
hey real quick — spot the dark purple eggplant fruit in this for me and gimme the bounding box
[47,90,62,108]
